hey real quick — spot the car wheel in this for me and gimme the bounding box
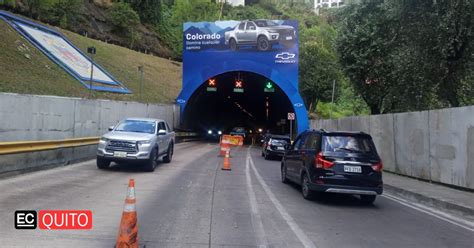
[144,148,158,172]
[360,195,376,205]
[261,151,264,157]
[301,173,316,200]
[163,143,173,163]
[257,36,271,51]
[281,164,289,184]
[230,38,238,51]
[96,157,110,169]
[264,152,270,160]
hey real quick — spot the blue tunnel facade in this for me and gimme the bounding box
[177,20,309,135]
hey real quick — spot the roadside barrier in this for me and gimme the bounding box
[116,179,139,248]
[219,135,243,157]
[0,137,100,155]
[222,149,232,171]
[0,132,200,155]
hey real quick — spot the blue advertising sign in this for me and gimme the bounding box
[177,19,308,134]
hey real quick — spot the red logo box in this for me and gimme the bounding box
[38,210,92,230]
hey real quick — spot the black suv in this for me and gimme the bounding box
[281,130,383,204]
[261,134,291,160]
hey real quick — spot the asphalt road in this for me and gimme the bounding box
[0,142,472,247]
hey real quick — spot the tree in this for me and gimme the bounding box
[107,2,140,32]
[300,42,344,111]
[47,0,83,29]
[23,0,56,19]
[336,0,399,114]
[300,24,343,113]
[157,0,221,59]
[418,0,473,107]
[125,0,163,25]
[336,0,473,114]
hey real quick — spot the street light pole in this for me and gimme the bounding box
[330,79,336,119]
[138,65,144,102]
[87,46,96,98]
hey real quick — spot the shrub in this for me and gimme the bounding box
[107,2,139,34]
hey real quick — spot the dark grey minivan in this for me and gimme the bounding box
[281,130,383,204]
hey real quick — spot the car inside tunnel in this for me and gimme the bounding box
[181,71,296,138]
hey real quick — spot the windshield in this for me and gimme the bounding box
[322,135,375,154]
[231,127,245,133]
[255,20,279,27]
[270,138,290,146]
[114,120,156,134]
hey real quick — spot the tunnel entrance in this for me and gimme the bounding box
[182,71,296,136]
[178,19,308,136]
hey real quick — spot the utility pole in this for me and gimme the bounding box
[87,46,96,98]
[330,79,336,119]
[138,65,144,102]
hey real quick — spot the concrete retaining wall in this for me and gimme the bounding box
[310,106,474,190]
[0,93,180,176]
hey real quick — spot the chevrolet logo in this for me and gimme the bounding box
[275,52,296,60]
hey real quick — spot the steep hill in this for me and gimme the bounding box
[0,18,182,103]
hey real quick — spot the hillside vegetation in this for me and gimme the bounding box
[0,19,182,103]
[1,0,471,116]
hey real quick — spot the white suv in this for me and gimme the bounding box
[96,118,175,171]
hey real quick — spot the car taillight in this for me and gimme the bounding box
[315,152,334,169]
[372,161,383,172]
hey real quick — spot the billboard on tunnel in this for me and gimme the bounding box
[177,19,308,134]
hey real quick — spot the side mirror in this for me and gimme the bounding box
[158,129,167,135]
[108,126,114,131]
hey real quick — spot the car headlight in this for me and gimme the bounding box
[208,130,213,134]
[100,137,109,142]
[137,140,152,145]
[218,131,222,135]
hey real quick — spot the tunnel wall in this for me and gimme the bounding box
[178,20,309,134]
[310,106,474,190]
[0,92,179,177]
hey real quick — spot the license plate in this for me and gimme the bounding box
[344,165,362,173]
[286,36,293,40]
[113,151,127,158]
[277,147,284,150]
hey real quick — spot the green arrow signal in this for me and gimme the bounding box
[265,82,273,89]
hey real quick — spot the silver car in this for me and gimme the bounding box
[225,20,296,51]
[96,118,175,171]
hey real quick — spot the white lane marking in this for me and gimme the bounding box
[247,149,317,248]
[382,193,474,232]
[245,155,269,248]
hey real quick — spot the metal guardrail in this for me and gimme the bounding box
[0,137,100,155]
[175,132,200,137]
[0,133,201,155]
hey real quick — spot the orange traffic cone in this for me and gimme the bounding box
[116,179,139,248]
[219,141,230,157]
[222,149,232,171]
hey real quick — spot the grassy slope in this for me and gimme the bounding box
[0,19,182,103]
